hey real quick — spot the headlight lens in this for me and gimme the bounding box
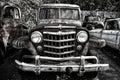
[31,31,42,43]
[77,31,88,43]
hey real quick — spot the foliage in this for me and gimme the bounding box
[4,0,42,28]
[42,0,120,11]
[1,0,120,28]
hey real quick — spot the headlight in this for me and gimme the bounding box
[77,31,88,43]
[31,31,42,43]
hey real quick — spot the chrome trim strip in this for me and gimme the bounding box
[16,59,108,68]
[22,56,98,62]
[44,50,75,55]
[44,39,75,42]
[44,45,75,49]
[43,31,76,35]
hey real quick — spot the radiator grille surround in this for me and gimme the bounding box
[43,30,76,56]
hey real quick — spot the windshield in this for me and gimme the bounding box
[39,8,80,20]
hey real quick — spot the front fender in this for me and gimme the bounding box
[12,36,37,55]
[89,38,106,48]
[12,36,29,49]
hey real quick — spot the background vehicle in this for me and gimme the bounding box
[90,18,120,51]
[0,1,28,64]
[14,4,109,80]
[83,13,104,30]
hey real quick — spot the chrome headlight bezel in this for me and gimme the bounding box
[31,31,43,43]
[76,31,89,43]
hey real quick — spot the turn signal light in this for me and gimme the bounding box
[77,45,82,50]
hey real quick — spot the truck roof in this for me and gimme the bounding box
[40,4,80,8]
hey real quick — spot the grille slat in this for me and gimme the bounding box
[43,30,76,57]
[44,45,75,49]
[44,39,75,42]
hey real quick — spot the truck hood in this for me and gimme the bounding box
[38,19,82,28]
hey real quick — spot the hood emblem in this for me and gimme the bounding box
[58,24,62,30]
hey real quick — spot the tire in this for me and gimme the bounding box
[18,70,57,80]
[18,70,38,80]
[18,49,32,62]
[82,72,98,80]
[17,49,36,80]
[86,50,98,64]
[85,50,98,80]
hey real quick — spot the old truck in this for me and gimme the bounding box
[90,18,120,51]
[14,4,109,80]
[0,1,28,64]
[82,14,104,30]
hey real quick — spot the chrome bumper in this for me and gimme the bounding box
[15,55,109,74]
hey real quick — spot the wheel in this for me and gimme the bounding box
[81,72,98,80]
[86,50,98,64]
[18,70,57,80]
[17,49,32,62]
[18,70,37,80]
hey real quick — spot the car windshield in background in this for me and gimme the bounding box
[88,16,101,22]
[39,8,80,20]
[3,7,20,19]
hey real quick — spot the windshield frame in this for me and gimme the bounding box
[39,7,80,20]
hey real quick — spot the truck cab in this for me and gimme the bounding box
[90,18,120,50]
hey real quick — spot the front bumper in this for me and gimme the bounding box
[15,55,109,74]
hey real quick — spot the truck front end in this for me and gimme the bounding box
[14,4,109,80]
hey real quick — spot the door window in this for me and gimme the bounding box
[106,21,119,30]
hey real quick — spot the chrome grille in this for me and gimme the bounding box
[43,30,76,56]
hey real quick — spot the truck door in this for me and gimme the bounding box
[102,20,119,49]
